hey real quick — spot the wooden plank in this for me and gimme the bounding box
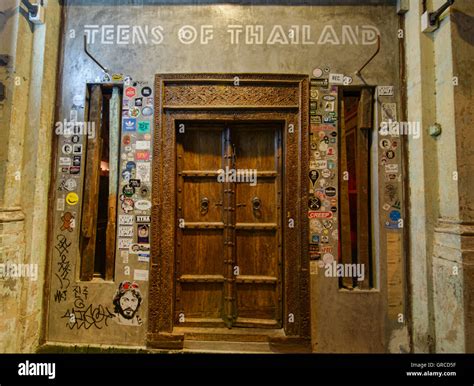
[235,223,278,230]
[356,90,372,289]
[235,275,278,284]
[339,100,353,288]
[182,222,224,229]
[80,85,102,281]
[105,86,120,281]
[179,275,225,283]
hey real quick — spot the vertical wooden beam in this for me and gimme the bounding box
[80,85,103,281]
[356,88,373,289]
[105,87,120,281]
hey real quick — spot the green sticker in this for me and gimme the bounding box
[138,121,150,133]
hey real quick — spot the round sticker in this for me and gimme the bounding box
[323,253,334,265]
[386,150,395,159]
[123,135,131,145]
[129,106,140,118]
[126,161,136,171]
[389,210,401,222]
[123,185,135,197]
[325,187,336,197]
[319,142,328,152]
[135,200,152,211]
[380,139,391,149]
[62,144,73,154]
[140,185,149,197]
[71,135,80,144]
[309,197,321,210]
[66,192,79,206]
[142,107,153,116]
[312,68,323,78]
[321,169,331,178]
[141,87,152,97]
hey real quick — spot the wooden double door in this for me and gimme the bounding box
[176,122,283,329]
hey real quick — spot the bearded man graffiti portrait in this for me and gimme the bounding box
[112,281,143,326]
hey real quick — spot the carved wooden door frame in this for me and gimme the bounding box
[148,74,310,351]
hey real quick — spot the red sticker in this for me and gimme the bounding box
[135,151,150,161]
[308,211,333,219]
[125,87,136,98]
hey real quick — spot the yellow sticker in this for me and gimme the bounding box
[112,73,124,82]
[66,192,79,206]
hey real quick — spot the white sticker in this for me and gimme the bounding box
[377,86,394,96]
[134,269,149,282]
[138,253,150,263]
[135,140,151,150]
[118,238,133,249]
[136,162,151,183]
[118,226,134,237]
[59,157,71,166]
[135,200,152,211]
[383,203,391,211]
[118,215,134,225]
[121,250,129,264]
[56,197,65,211]
[381,103,397,122]
[328,73,344,85]
[385,164,399,173]
[310,261,318,275]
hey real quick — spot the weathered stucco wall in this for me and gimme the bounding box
[45,1,406,353]
[0,1,62,352]
[405,0,474,353]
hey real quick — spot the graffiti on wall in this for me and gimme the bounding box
[112,281,143,326]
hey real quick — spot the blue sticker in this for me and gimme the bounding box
[311,234,320,243]
[389,210,401,222]
[126,161,136,171]
[123,118,136,132]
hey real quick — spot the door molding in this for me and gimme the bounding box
[148,74,310,351]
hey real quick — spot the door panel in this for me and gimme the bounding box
[232,125,282,328]
[176,122,282,329]
[176,124,226,326]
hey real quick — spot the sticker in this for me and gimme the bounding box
[122,170,132,182]
[123,185,135,197]
[309,244,321,261]
[125,87,136,98]
[136,215,151,223]
[332,229,338,240]
[72,95,84,107]
[62,144,73,154]
[323,253,334,265]
[377,86,394,96]
[72,155,81,166]
[66,192,79,206]
[129,179,141,188]
[328,73,344,85]
[311,78,329,88]
[129,243,150,253]
[308,211,333,219]
[326,147,336,157]
[69,166,80,175]
[138,253,150,263]
[323,95,336,101]
[121,250,129,264]
[121,198,134,213]
[325,187,336,197]
[389,210,401,222]
[123,118,137,132]
[321,169,331,179]
[110,73,123,82]
[316,160,327,169]
[385,164,399,173]
[309,170,319,186]
[118,238,133,249]
[381,103,397,122]
[386,150,395,159]
[126,161,137,171]
[343,76,353,85]
[135,151,150,161]
[138,121,150,133]
[380,138,391,149]
[324,101,335,112]
[59,157,71,166]
[137,224,150,243]
[310,261,319,275]
[133,269,149,282]
[134,98,143,107]
[308,197,321,210]
[141,107,153,116]
[140,185,150,197]
[119,215,134,225]
[136,140,150,150]
[134,200,152,211]
[311,234,320,244]
[382,203,391,211]
[56,197,65,211]
[58,177,77,192]
[136,162,151,182]
[141,87,152,97]
[129,106,141,118]
[322,219,333,229]
[73,144,82,154]
[119,226,134,237]
[312,68,323,78]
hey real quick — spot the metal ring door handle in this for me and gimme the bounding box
[252,197,261,211]
[200,197,209,214]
